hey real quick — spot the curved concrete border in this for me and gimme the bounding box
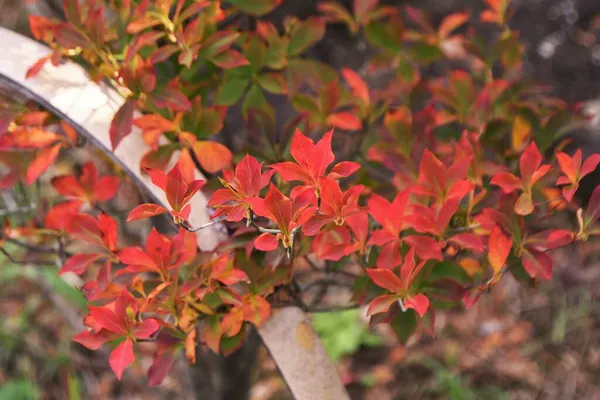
[0,26,350,400]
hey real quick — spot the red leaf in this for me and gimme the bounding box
[328,161,361,179]
[399,247,426,288]
[165,164,188,211]
[44,200,82,231]
[110,339,135,380]
[67,213,104,248]
[404,235,443,261]
[110,99,135,150]
[25,143,62,184]
[73,330,114,350]
[98,213,118,251]
[341,68,370,106]
[521,248,553,280]
[147,168,167,191]
[404,294,430,318]
[326,112,363,131]
[148,352,176,386]
[26,56,51,79]
[448,233,484,252]
[127,204,169,222]
[52,175,86,198]
[28,15,55,40]
[118,247,156,270]
[88,305,126,335]
[270,129,335,192]
[254,232,279,251]
[210,50,250,69]
[151,88,191,112]
[366,268,404,293]
[312,227,352,261]
[354,0,378,23]
[94,176,120,202]
[585,185,600,227]
[556,150,578,182]
[135,319,160,339]
[490,172,521,193]
[211,260,250,286]
[377,241,403,269]
[368,191,410,238]
[581,153,600,177]
[60,253,103,275]
[520,142,548,186]
[367,294,398,317]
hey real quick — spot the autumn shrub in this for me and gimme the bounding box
[3,0,599,384]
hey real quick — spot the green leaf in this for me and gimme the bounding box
[226,0,280,16]
[364,20,403,53]
[215,77,249,106]
[410,42,444,64]
[481,119,511,142]
[292,94,320,115]
[257,72,288,95]
[141,143,180,171]
[198,31,240,59]
[508,258,533,285]
[244,36,267,72]
[287,18,326,57]
[243,84,274,120]
[195,108,224,138]
[0,380,40,400]
[220,324,247,356]
[312,309,381,362]
[426,261,471,284]
[265,37,289,69]
[390,309,417,345]
[536,110,572,152]
[41,268,87,309]
[67,374,81,400]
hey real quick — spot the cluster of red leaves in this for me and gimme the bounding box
[0,110,77,187]
[12,0,600,386]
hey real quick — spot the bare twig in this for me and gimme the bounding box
[180,216,227,232]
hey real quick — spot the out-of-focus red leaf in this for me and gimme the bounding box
[25,143,62,184]
[110,339,135,380]
[110,99,135,150]
[127,204,169,222]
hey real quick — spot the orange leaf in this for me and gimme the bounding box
[326,112,363,131]
[511,115,531,152]
[185,329,197,364]
[26,56,50,79]
[438,12,469,39]
[60,121,78,144]
[192,140,232,173]
[487,225,512,275]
